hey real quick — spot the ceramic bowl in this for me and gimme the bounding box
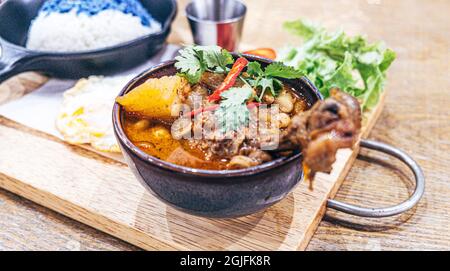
[112,55,323,218]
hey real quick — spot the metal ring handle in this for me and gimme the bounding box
[326,139,425,217]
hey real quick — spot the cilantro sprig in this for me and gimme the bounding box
[246,61,303,100]
[175,45,234,84]
[214,86,253,133]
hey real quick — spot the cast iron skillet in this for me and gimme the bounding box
[113,55,425,218]
[0,0,177,83]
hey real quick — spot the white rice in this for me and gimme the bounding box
[26,9,161,52]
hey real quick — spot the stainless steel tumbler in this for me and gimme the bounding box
[186,0,247,51]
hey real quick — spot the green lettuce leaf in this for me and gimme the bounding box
[279,19,396,110]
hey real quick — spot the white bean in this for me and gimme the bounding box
[171,118,192,140]
[276,113,291,128]
[228,156,255,169]
[276,92,294,113]
[133,119,150,131]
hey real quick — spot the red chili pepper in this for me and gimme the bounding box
[207,57,249,103]
[243,48,277,60]
[187,102,261,118]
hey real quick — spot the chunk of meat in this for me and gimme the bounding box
[166,147,210,168]
[200,71,245,91]
[280,88,362,175]
[185,84,210,108]
[200,72,226,91]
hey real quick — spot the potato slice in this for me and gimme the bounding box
[116,75,189,118]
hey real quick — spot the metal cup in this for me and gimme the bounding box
[186,0,247,51]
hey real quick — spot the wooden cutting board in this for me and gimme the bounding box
[0,73,386,250]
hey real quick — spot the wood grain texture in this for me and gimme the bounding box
[0,0,449,250]
[0,188,135,251]
[0,72,48,105]
[0,100,382,250]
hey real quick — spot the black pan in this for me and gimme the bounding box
[0,0,177,83]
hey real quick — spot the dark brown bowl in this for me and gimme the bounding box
[112,55,323,218]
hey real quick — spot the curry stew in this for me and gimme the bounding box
[121,72,310,170]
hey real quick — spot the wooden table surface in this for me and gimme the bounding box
[0,0,449,251]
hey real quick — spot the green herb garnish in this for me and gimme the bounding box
[246,61,302,100]
[175,45,234,84]
[214,86,253,132]
[280,19,396,110]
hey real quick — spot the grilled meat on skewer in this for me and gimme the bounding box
[279,88,362,176]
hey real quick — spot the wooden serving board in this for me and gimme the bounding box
[0,77,386,250]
